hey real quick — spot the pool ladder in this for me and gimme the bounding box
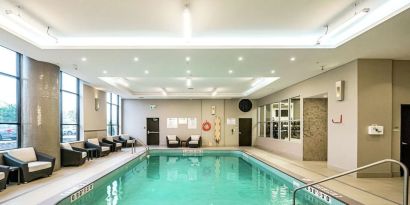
[292,159,408,205]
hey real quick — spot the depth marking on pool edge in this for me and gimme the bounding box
[69,183,94,202]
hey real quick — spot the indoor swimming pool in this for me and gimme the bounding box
[58,150,347,205]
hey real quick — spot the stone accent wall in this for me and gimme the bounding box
[303,98,328,161]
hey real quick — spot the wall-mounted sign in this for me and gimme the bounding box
[335,80,344,101]
[227,118,236,125]
[167,118,178,128]
[178,118,187,124]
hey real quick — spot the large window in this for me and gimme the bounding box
[60,72,80,142]
[0,46,20,150]
[107,93,121,136]
[257,96,301,141]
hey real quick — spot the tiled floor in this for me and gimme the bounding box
[0,146,407,205]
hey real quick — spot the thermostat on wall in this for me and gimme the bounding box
[368,125,384,135]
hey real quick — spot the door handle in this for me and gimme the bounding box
[148,131,159,134]
[402,142,408,145]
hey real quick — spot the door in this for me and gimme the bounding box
[239,118,252,146]
[401,105,410,175]
[147,118,159,145]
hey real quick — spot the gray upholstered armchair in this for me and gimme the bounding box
[187,135,202,148]
[85,138,111,157]
[3,147,55,183]
[60,143,87,166]
[0,165,10,191]
[166,135,180,148]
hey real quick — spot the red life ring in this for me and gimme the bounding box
[202,121,212,131]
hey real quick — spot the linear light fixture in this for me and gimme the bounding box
[186,77,192,87]
[183,4,192,41]
[212,89,218,96]
[321,8,370,43]
[3,6,57,44]
[161,88,167,96]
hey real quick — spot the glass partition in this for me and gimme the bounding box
[290,96,301,140]
[272,102,279,139]
[280,99,289,140]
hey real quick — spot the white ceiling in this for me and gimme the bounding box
[0,1,410,99]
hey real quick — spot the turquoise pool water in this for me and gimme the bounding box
[59,150,346,205]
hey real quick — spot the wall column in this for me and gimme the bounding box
[21,56,61,170]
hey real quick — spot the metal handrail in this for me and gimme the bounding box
[292,159,408,205]
[134,138,149,152]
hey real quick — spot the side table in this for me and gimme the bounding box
[8,166,20,185]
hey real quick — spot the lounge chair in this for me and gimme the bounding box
[166,135,180,148]
[187,135,201,148]
[60,143,87,166]
[85,138,111,157]
[120,134,136,147]
[102,136,123,151]
[3,147,55,183]
[0,165,10,191]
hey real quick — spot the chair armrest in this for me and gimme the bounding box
[3,154,28,170]
[72,147,87,152]
[114,139,124,143]
[187,137,192,142]
[102,139,114,144]
[61,148,82,156]
[85,142,101,150]
[0,165,10,173]
[100,142,112,147]
[176,136,181,141]
[36,152,55,162]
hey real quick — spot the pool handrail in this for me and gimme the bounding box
[292,159,408,205]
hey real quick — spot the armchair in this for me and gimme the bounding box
[166,135,180,148]
[60,143,87,166]
[3,147,55,183]
[120,134,136,147]
[0,165,10,191]
[85,138,111,157]
[102,136,123,152]
[187,135,202,148]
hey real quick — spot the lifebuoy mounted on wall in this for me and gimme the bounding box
[202,120,212,131]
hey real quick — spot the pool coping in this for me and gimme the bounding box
[46,147,361,205]
[41,149,147,205]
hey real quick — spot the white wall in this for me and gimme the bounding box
[122,99,257,146]
[256,61,358,171]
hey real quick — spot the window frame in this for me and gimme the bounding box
[60,72,80,142]
[106,93,120,136]
[0,46,21,150]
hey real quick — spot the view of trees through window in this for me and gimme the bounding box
[60,72,80,142]
[0,46,20,150]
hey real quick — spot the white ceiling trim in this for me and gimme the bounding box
[0,0,409,49]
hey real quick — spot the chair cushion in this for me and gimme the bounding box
[167,135,177,141]
[60,143,73,150]
[82,152,87,158]
[127,140,135,143]
[169,140,179,144]
[116,143,122,147]
[189,141,199,144]
[101,146,110,152]
[8,147,37,163]
[121,134,130,140]
[28,161,52,172]
[0,172,4,180]
[191,135,200,141]
[87,138,99,146]
[106,136,114,142]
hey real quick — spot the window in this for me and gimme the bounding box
[60,72,80,142]
[257,96,301,141]
[0,46,20,150]
[107,93,120,136]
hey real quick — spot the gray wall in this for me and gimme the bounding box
[303,98,328,161]
[21,57,61,170]
[255,60,358,170]
[83,84,107,141]
[122,99,257,146]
